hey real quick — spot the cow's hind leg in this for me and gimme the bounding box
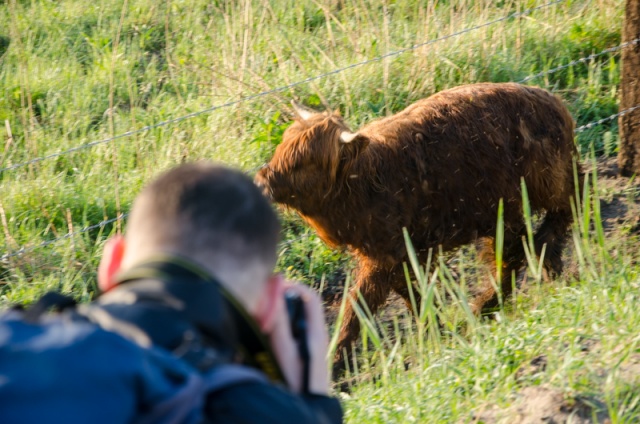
[470,231,526,315]
[333,258,393,376]
[534,208,573,279]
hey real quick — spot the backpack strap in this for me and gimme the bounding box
[22,292,77,323]
[132,367,204,424]
[131,363,269,424]
[204,363,269,394]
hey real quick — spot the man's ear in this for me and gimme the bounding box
[254,273,285,333]
[98,236,126,293]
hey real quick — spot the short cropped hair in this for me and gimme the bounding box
[127,162,281,268]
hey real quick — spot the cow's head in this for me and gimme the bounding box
[255,101,369,211]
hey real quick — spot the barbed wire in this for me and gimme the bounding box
[0,214,127,262]
[3,101,639,263]
[0,0,563,175]
[519,37,640,83]
[575,104,640,133]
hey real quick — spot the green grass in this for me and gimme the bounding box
[1,0,637,421]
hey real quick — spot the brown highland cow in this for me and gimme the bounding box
[255,82,580,371]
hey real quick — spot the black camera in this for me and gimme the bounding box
[284,291,310,392]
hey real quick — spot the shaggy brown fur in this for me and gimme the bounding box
[255,83,581,372]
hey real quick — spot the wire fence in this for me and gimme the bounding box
[574,104,640,133]
[0,215,126,261]
[518,38,640,84]
[2,29,634,177]
[1,0,637,269]
[0,0,563,174]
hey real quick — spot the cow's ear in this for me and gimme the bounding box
[291,100,315,121]
[339,131,369,155]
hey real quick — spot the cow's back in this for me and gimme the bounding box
[357,83,576,252]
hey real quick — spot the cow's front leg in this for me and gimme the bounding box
[333,258,393,377]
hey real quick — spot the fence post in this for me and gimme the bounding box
[619,0,640,177]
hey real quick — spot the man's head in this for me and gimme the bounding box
[98,162,282,324]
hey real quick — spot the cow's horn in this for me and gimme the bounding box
[291,100,315,121]
[340,131,359,143]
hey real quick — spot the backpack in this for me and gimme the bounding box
[0,292,268,424]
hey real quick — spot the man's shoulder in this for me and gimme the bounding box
[204,370,343,424]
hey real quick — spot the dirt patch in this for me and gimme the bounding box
[515,355,548,382]
[588,157,640,237]
[478,348,640,424]
[617,353,640,384]
[474,386,610,424]
[325,290,409,332]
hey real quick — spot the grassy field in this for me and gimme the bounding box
[1,0,638,421]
